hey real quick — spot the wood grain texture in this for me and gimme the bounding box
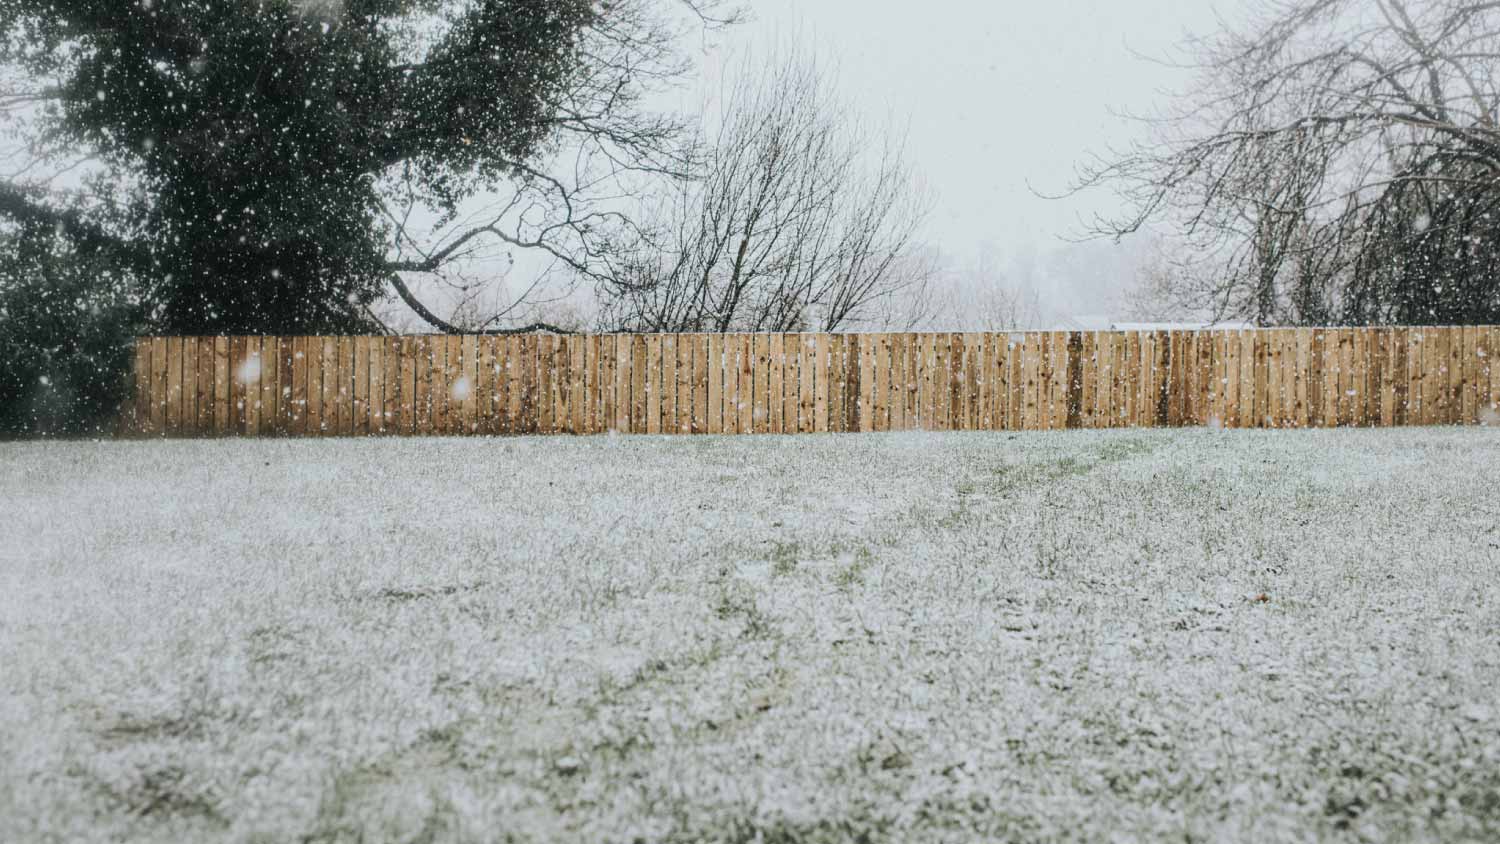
[126,328,1500,436]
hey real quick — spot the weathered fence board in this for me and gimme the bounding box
[121,327,1500,436]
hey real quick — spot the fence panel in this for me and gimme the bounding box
[121,327,1500,436]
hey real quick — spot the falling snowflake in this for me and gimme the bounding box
[238,356,261,384]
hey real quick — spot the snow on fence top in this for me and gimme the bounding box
[124,328,1500,437]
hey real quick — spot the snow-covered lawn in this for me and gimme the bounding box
[3,429,1499,843]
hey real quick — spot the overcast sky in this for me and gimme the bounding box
[692,0,1233,320]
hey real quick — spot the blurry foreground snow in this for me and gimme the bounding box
[1,430,1499,842]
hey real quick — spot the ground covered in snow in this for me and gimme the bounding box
[3,429,1500,843]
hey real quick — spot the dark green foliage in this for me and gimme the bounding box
[0,0,595,334]
[0,224,141,436]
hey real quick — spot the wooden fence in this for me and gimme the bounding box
[123,327,1500,437]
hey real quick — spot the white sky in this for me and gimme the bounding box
[687,0,1232,321]
[397,0,1243,330]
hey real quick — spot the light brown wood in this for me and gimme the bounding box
[1304,330,1322,428]
[415,336,434,436]
[1420,327,1438,426]
[249,336,266,436]
[328,337,345,436]
[126,327,1500,437]
[180,337,199,436]
[1481,327,1497,422]
[1219,330,1239,428]
[131,339,151,434]
[1417,329,1435,425]
[1337,328,1354,427]
[591,336,608,436]
[1490,327,1500,420]
[195,336,216,436]
[940,333,958,431]
[1092,332,1111,428]
[375,337,391,435]
[1015,333,1032,430]
[543,335,561,435]
[608,334,626,433]
[228,336,246,436]
[566,335,583,435]
[1239,329,1256,428]
[543,334,561,431]
[660,335,677,435]
[575,336,591,435]
[1114,332,1131,429]
[1077,332,1094,429]
[557,334,573,436]
[693,334,709,434]
[459,335,477,435]
[1357,328,1373,427]
[1282,329,1298,427]
[1032,332,1050,430]
[704,334,721,434]
[304,337,322,436]
[164,337,183,434]
[498,336,515,435]
[869,334,887,432]
[906,335,918,431]
[288,337,306,434]
[626,334,643,434]
[1374,329,1391,427]
[848,333,864,433]
[674,334,692,435]
[1446,327,1463,426]
[195,336,213,434]
[960,334,978,431]
[352,337,369,436]
[1251,330,1267,428]
[812,333,830,433]
[265,336,283,436]
[734,334,752,434]
[1129,331,1146,428]
[824,335,842,433]
[1055,331,1074,430]
[1460,326,1477,425]
[891,333,907,431]
[732,334,749,434]
[474,337,493,435]
[1172,332,1188,427]
[773,334,790,433]
[276,337,295,435]
[1266,330,1281,428]
[394,337,412,435]
[853,334,872,432]
[716,334,732,434]
[767,334,784,434]
[748,334,766,434]
[1328,328,1345,427]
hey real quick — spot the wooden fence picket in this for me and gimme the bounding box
[117,327,1500,436]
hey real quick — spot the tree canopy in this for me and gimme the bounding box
[1076,0,1500,327]
[0,0,729,334]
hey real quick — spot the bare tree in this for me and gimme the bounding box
[597,49,934,333]
[1073,0,1500,326]
[376,0,744,334]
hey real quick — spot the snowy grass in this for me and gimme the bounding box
[2,429,1500,843]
